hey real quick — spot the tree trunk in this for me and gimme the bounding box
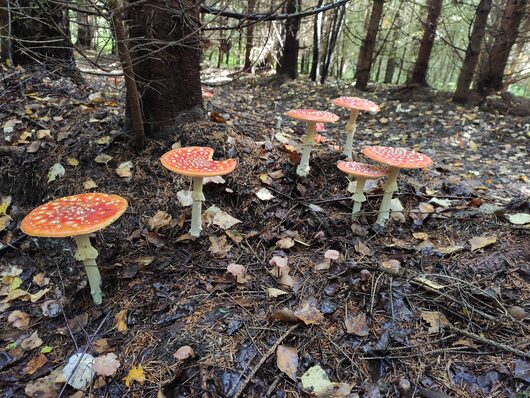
[278,0,302,79]
[384,12,401,84]
[476,0,528,93]
[243,0,256,71]
[355,0,385,90]
[127,0,204,139]
[309,0,324,81]
[408,0,444,86]
[453,0,494,102]
[0,0,10,62]
[76,0,93,49]
[10,0,78,77]
[321,4,345,83]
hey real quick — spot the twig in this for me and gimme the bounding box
[231,324,298,398]
[447,324,530,359]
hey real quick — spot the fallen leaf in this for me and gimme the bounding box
[212,210,241,230]
[36,129,52,140]
[47,163,65,183]
[93,353,120,377]
[123,364,145,387]
[294,299,324,325]
[96,136,111,145]
[21,331,43,351]
[267,287,289,298]
[208,236,232,258]
[94,154,113,164]
[469,235,497,251]
[33,273,50,287]
[508,213,530,225]
[271,308,299,322]
[414,276,445,290]
[30,288,50,303]
[301,365,352,397]
[276,237,295,249]
[355,241,371,256]
[256,188,275,201]
[434,245,464,255]
[429,197,452,207]
[115,309,128,333]
[277,345,298,381]
[147,211,172,232]
[63,353,95,390]
[176,190,193,207]
[173,345,194,360]
[116,161,133,178]
[0,195,12,216]
[413,232,429,240]
[25,366,64,397]
[345,313,369,336]
[67,157,79,166]
[7,310,30,329]
[57,313,88,335]
[421,311,449,333]
[204,176,225,184]
[24,353,48,375]
[83,178,98,189]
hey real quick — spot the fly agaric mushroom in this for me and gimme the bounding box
[160,147,237,237]
[286,109,339,177]
[20,193,128,304]
[332,97,380,159]
[337,161,389,218]
[361,146,433,227]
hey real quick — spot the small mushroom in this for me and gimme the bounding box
[269,256,294,287]
[362,146,433,227]
[227,263,252,284]
[337,161,389,218]
[332,97,380,159]
[20,193,128,304]
[160,147,237,237]
[285,109,339,177]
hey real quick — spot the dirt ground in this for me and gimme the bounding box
[0,65,529,398]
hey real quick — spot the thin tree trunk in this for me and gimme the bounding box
[384,12,401,84]
[310,0,324,81]
[76,0,93,49]
[408,0,444,85]
[278,0,302,79]
[321,5,345,83]
[111,4,145,150]
[127,0,204,139]
[476,0,528,93]
[243,0,256,71]
[355,0,385,90]
[453,0,494,102]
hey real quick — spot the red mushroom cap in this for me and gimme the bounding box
[20,193,128,238]
[160,146,237,177]
[286,109,339,123]
[337,161,389,178]
[332,97,380,113]
[315,122,325,132]
[362,146,433,169]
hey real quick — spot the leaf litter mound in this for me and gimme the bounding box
[0,65,529,397]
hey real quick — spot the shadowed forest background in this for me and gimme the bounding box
[0,0,529,397]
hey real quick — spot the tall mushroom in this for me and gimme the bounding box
[20,193,128,304]
[337,161,389,218]
[361,146,433,227]
[160,146,237,237]
[332,97,380,159]
[285,109,339,177]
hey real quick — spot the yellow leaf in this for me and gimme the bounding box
[115,309,128,333]
[414,276,445,290]
[123,365,145,387]
[30,288,50,303]
[469,235,497,251]
[96,136,111,145]
[9,276,22,292]
[67,157,79,167]
[83,178,98,190]
[0,195,12,215]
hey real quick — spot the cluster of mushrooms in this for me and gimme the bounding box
[19,96,432,304]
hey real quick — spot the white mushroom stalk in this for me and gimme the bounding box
[190,176,205,237]
[351,177,367,218]
[297,122,317,177]
[376,167,399,226]
[74,234,102,305]
[343,110,359,159]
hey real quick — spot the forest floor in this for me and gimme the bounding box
[0,64,529,398]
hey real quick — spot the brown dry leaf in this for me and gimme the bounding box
[413,232,429,240]
[3,288,30,302]
[469,235,497,251]
[276,345,298,381]
[57,312,88,335]
[94,338,110,354]
[24,366,64,397]
[145,231,167,247]
[115,309,128,334]
[208,236,232,258]
[83,178,98,190]
[173,345,194,360]
[21,331,43,351]
[421,311,449,333]
[452,338,478,349]
[345,313,369,336]
[7,310,30,329]
[115,161,133,178]
[24,353,48,375]
[294,299,324,325]
[30,288,50,302]
[354,241,372,256]
[267,287,289,298]
[147,210,172,232]
[276,237,295,249]
[271,308,299,323]
[32,273,50,287]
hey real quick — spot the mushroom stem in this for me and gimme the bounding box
[376,167,400,226]
[190,176,204,237]
[351,177,367,218]
[296,122,317,177]
[343,110,359,158]
[73,234,102,305]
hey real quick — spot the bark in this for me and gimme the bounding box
[278,0,302,79]
[408,0,444,86]
[243,0,256,71]
[453,0,494,102]
[355,0,385,90]
[0,0,9,62]
[384,12,401,84]
[76,0,93,49]
[127,0,204,139]
[10,0,78,77]
[309,0,324,81]
[476,0,528,93]
[320,4,345,83]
